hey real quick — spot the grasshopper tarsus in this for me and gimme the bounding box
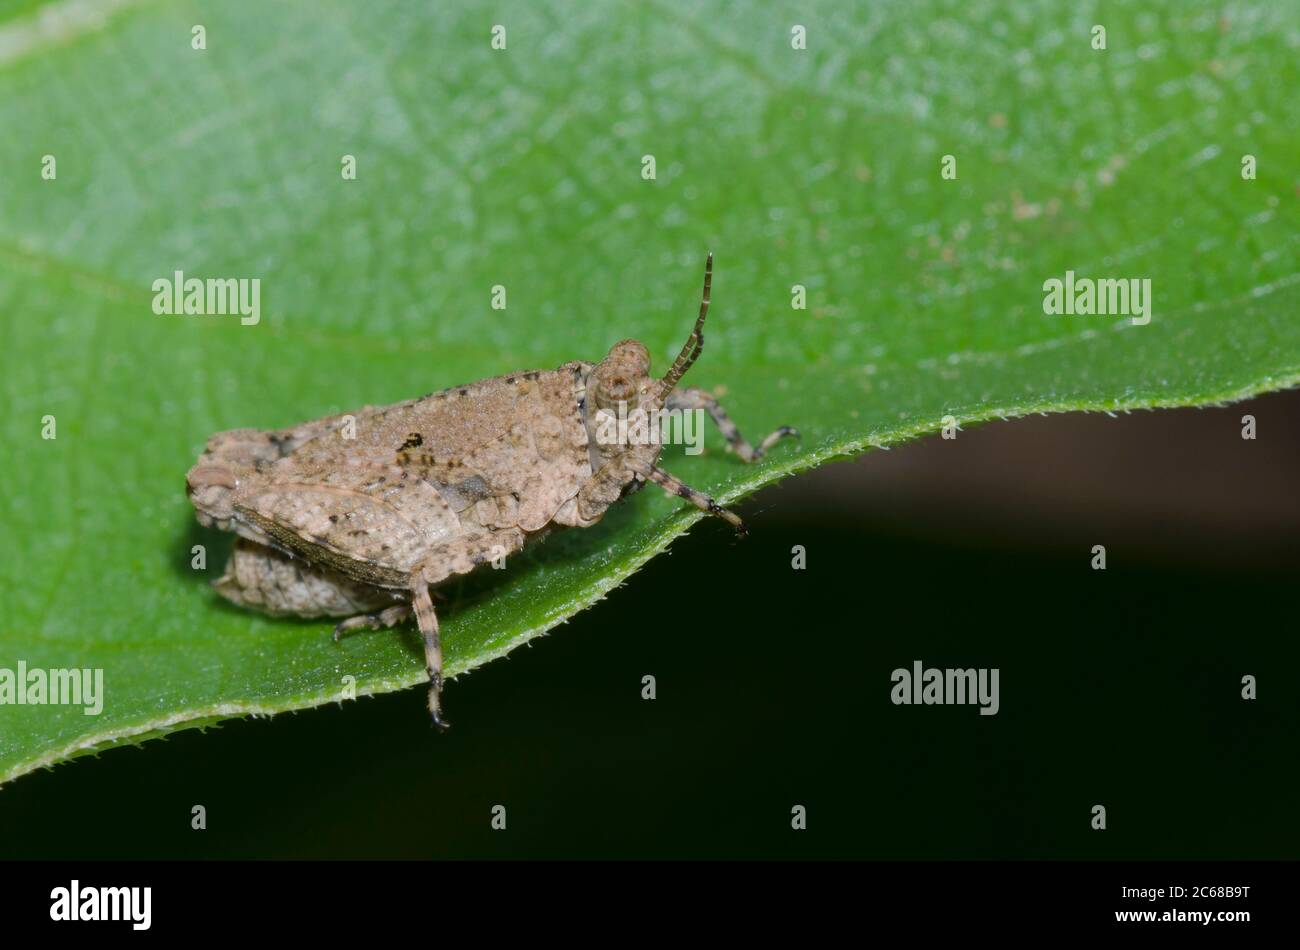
[332,604,413,642]
[427,673,450,731]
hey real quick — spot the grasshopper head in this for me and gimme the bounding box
[590,339,653,413]
[582,337,664,483]
[574,255,714,522]
[582,255,713,471]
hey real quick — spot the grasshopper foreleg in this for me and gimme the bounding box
[665,387,798,462]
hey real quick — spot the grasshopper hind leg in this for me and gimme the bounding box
[332,588,448,731]
[411,583,448,731]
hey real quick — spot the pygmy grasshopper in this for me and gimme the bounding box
[186,255,797,727]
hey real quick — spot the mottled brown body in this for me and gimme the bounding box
[186,255,796,727]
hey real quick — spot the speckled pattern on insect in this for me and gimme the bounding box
[186,255,798,727]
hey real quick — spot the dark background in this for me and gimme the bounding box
[3,391,1297,859]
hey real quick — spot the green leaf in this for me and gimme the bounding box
[2,0,1297,784]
